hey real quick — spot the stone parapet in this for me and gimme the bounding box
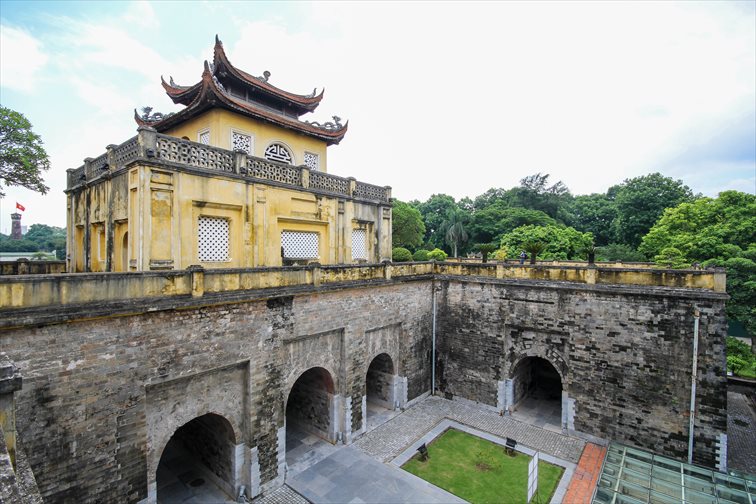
[0,261,726,314]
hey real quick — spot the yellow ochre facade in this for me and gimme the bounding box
[66,37,391,273]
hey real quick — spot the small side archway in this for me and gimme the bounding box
[156,413,240,502]
[363,352,401,433]
[508,356,565,432]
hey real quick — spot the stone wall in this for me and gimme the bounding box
[0,279,432,503]
[435,278,728,467]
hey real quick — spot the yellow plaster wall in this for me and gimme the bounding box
[163,109,329,172]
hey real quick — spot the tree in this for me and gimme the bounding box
[475,243,498,263]
[522,240,547,264]
[499,224,594,261]
[469,203,555,245]
[0,106,50,197]
[611,173,693,248]
[510,173,572,221]
[443,209,469,258]
[639,191,756,261]
[569,194,617,246]
[392,200,425,250]
[415,194,463,251]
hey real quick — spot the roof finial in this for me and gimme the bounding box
[215,34,222,46]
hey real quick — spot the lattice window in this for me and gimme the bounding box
[281,231,319,259]
[232,131,253,154]
[303,152,320,171]
[198,130,210,145]
[198,216,229,261]
[352,229,367,260]
[264,143,293,164]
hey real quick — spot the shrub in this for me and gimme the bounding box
[654,247,689,269]
[493,247,509,261]
[392,247,413,262]
[413,249,430,261]
[427,248,448,261]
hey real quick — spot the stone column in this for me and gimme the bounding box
[0,353,22,469]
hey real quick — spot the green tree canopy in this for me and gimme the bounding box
[469,203,556,245]
[392,200,426,250]
[443,209,469,258]
[510,173,572,221]
[499,224,594,261]
[639,191,756,261]
[414,194,461,251]
[569,193,617,246]
[0,105,51,197]
[611,173,694,248]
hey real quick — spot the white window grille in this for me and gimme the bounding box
[198,130,210,145]
[198,216,229,261]
[281,231,319,259]
[264,143,293,164]
[352,229,367,260]
[303,152,320,171]
[232,131,253,154]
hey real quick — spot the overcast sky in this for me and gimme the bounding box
[1,0,754,231]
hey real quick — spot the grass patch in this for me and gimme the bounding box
[402,429,564,504]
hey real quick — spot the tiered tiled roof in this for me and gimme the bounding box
[136,36,347,145]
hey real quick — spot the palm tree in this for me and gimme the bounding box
[475,243,498,263]
[443,210,468,258]
[522,240,546,265]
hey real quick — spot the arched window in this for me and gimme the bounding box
[264,143,293,164]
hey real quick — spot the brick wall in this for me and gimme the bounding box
[435,278,728,467]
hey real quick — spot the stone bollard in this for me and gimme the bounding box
[187,265,205,298]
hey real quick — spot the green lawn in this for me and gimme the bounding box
[402,429,564,504]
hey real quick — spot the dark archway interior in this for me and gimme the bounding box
[286,367,335,441]
[366,353,394,409]
[156,413,237,501]
[512,356,562,405]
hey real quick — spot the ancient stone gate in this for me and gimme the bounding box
[0,262,728,503]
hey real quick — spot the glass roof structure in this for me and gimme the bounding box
[593,443,756,504]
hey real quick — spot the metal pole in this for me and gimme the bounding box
[688,308,700,464]
[431,282,437,396]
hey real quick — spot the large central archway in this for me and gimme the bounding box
[285,367,338,470]
[510,356,563,432]
[156,413,238,503]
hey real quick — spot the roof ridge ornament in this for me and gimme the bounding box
[306,115,345,131]
[257,70,271,83]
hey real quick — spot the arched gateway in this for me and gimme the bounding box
[364,353,398,430]
[156,413,240,502]
[501,356,568,433]
[285,367,338,465]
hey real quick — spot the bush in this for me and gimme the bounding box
[413,249,430,261]
[493,247,509,261]
[427,248,448,261]
[654,247,689,269]
[727,336,756,378]
[392,247,413,262]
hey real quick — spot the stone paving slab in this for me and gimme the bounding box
[253,484,310,504]
[727,390,756,474]
[287,446,465,504]
[354,396,585,464]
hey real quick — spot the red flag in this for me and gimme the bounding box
[16,202,25,211]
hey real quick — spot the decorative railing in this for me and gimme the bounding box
[309,171,350,197]
[66,127,391,203]
[246,156,301,186]
[113,136,139,167]
[156,134,234,172]
[354,181,388,202]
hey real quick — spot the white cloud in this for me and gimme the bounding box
[0,25,48,93]
[1,1,753,229]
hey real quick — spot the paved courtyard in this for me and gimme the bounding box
[253,395,588,504]
[353,395,585,464]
